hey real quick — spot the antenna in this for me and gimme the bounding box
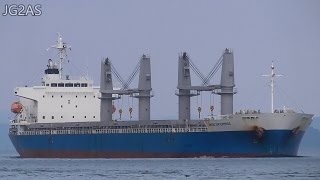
[47,33,71,79]
[262,61,283,113]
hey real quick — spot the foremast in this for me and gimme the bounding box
[262,62,283,113]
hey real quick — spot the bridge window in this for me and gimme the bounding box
[58,83,64,87]
[51,83,57,87]
[74,83,80,87]
[81,83,88,87]
[65,83,73,87]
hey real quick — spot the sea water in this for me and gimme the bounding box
[0,150,320,180]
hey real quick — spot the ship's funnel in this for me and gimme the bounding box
[218,49,236,115]
[100,58,113,122]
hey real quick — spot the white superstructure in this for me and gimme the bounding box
[13,34,101,124]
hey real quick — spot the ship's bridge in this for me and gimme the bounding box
[41,76,94,88]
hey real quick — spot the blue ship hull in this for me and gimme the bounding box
[9,130,304,158]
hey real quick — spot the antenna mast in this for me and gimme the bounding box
[47,33,71,79]
[262,61,283,113]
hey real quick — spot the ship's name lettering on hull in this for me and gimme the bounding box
[210,122,231,126]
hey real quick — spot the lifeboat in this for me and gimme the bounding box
[11,102,23,114]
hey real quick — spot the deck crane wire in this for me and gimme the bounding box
[110,59,141,90]
[188,59,206,82]
[123,59,141,89]
[202,55,223,86]
[188,54,223,86]
[110,63,126,88]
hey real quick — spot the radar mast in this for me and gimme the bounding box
[47,33,71,79]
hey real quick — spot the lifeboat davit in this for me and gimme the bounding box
[11,102,23,114]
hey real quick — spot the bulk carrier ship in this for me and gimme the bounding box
[9,34,314,158]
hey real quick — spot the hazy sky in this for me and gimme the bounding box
[0,0,319,123]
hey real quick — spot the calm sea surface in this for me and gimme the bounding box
[1,150,320,180]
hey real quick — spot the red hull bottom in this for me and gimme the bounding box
[17,150,292,158]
